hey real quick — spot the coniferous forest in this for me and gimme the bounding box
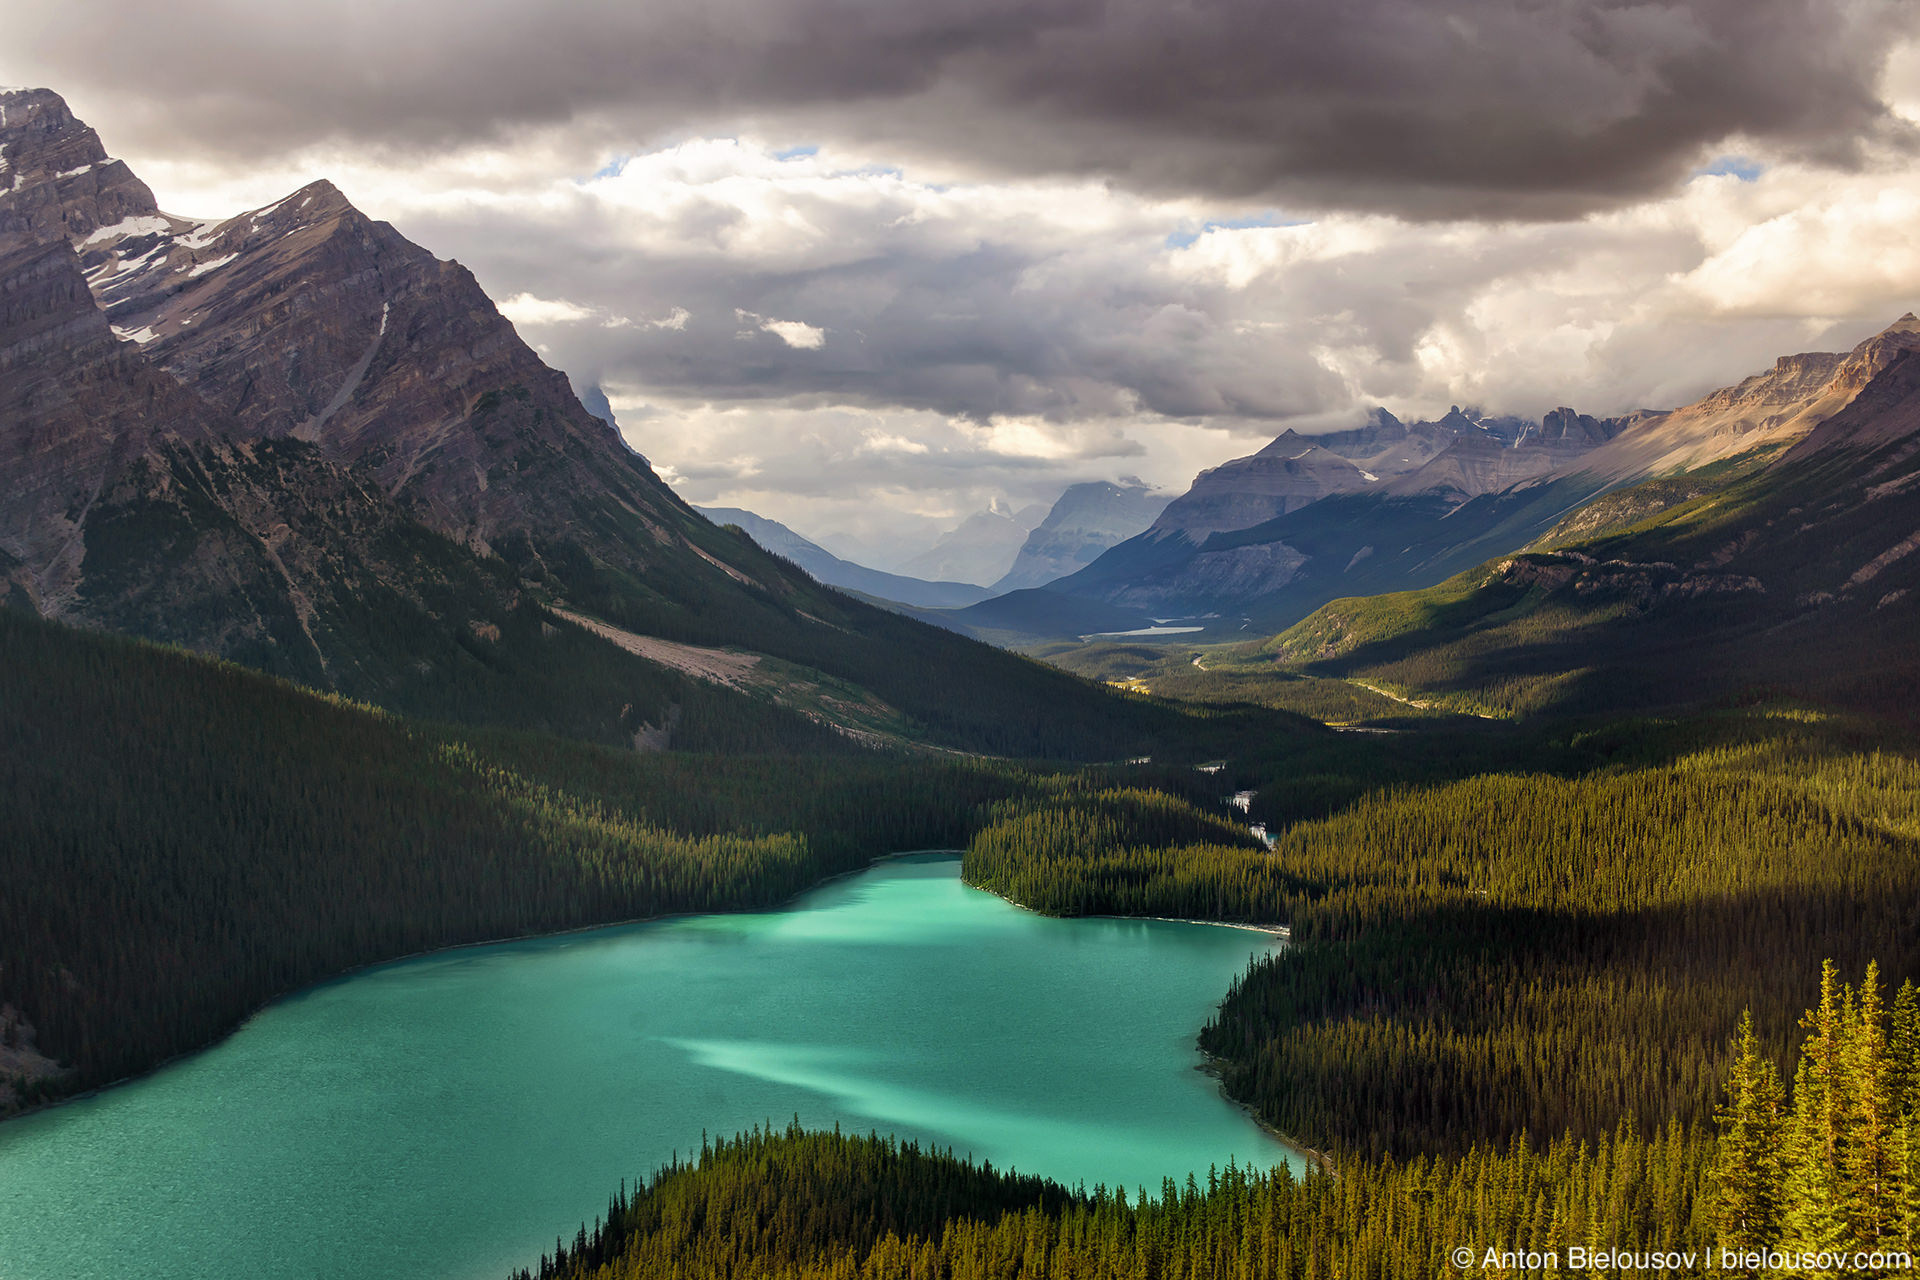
[10,609,1920,1279]
[0,609,1068,1103]
[517,965,1920,1279]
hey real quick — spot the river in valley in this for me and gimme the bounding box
[0,853,1292,1280]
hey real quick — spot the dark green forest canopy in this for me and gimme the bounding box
[0,609,1094,1105]
[518,964,1920,1279]
[962,710,1920,1161]
[0,607,1289,1110]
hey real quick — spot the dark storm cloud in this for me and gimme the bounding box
[19,0,1916,218]
[446,200,1347,426]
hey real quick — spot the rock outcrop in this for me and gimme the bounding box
[0,89,160,245]
[0,237,216,608]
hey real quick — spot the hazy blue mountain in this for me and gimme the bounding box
[898,501,1049,586]
[698,507,992,609]
[992,479,1173,592]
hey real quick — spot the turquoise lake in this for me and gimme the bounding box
[0,853,1292,1280]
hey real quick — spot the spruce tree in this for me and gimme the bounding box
[1714,1010,1785,1261]
[1839,963,1899,1246]
[1779,961,1848,1257]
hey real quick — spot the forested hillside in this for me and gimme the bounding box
[1266,348,1920,723]
[962,710,1920,1162]
[521,965,1920,1279]
[0,609,1093,1110]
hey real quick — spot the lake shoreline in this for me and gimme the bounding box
[958,872,1307,1171]
[3,851,1303,1280]
[961,874,1290,941]
[1096,914,1288,939]
[1,846,968,1128]
[1196,1057,1333,1175]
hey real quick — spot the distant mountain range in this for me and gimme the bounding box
[696,507,991,609]
[929,337,1905,644]
[702,478,1173,609]
[992,479,1172,592]
[905,401,1628,641]
[1035,399,1660,631]
[0,86,1178,760]
[896,500,1049,586]
[1270,313,1920,720]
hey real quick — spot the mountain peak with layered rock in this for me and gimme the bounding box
[0,88,763,679]
[1,92,683,562]
[992,478,1174,592]
[1147,432,1373,545]
[1582,313,1920,480]
[0,87,160,247]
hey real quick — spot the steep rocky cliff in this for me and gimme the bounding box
[0,237,215,611]
[0,87,1169,758]
[1144,431,1374,544]
[0,89,780,678]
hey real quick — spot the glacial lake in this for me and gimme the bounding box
[0,853,1292,1280]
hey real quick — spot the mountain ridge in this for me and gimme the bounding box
[1266,313,1920,719]
[698,505,992,609]
[0,86,1188,760]
[991,479,1173,592]
[1007,322,1919,642]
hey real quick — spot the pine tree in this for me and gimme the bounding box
[1714,1011,1785,1262]
[1779,961,1848,1257]
[1839,963,1900,1246]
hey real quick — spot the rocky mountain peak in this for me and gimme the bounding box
[0,88,159,248]
[250,180,360,236]
[1149,430,1370,544]
[1781,317,1920,459]
[0,88,103,175]
[991,478,1175,591]
[1828,313,1920,399]
[1537,406,1617,448]
[1253,428,1311,458]
[0,88,758,618]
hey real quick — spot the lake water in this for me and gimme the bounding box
[0,853,1291,1280]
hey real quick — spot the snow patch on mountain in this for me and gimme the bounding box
[187,253,237,278]
[83,216,170,245]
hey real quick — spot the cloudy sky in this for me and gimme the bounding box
[12,0,1920,566]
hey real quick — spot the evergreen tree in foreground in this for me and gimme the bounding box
[1721,961,1920,1272]
[515,964,1920,1279]
[1714,1011,1784,1261]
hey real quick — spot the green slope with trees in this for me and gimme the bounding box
[519,964,1920,1279]
[0,608,1098,1111]
[960,709,1920,1162]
